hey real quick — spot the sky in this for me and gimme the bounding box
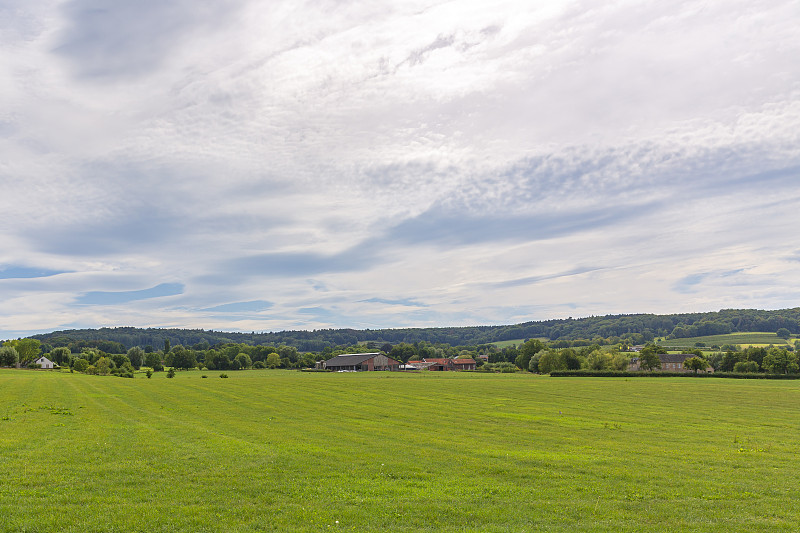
[1,0,800,339]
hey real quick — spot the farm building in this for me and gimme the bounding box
[422,358,453,371]
[34,356,54,369]
[406,358,476,371]
[628,354,713,373]
[323,353,400,372]
[453,358,477,370]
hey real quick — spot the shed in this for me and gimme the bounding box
[323,353,400,372]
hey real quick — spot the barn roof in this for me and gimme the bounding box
[324,353,380,367]
[423,358,452,365]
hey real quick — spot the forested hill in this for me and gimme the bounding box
[28,308,800,352]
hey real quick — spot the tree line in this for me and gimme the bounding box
[4,332,800,377]
[26,308,800,351]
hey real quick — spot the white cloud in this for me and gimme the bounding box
[1,0,799,338]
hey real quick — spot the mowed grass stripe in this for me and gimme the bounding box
[2,370,800,531]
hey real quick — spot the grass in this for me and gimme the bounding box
[489,338,548,348]
[659,332,795,349]
[2,369,800,531]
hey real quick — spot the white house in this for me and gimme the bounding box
[34,356,54,369]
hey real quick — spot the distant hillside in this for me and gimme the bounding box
[28,308,800,352]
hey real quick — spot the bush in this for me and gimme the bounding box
[733,360,759,373]
[146,370,153,379]
[166,368,176,378]
[220,373,229,378]
[549,370,800,379]
[0,346,19,367]
[201,375,208,378]
[72,358,89,372]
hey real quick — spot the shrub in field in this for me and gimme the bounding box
[167,368,176,378]
[253,361,266,369]
[201,375,208,378]
[72,358,90,372]
[146,370,153,379]
[220,373,229,378]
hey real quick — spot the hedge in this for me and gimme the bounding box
[549,370,800,379]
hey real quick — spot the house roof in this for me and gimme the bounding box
[324,353,381,367]
[423,358,452,365]
[453,358,476,365]
[659,354,694,363]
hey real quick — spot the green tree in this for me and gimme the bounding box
[145,351,164,371]
[389,343,417,363]
[586,350,612,370]
[50,347,72,366]
[639,351,661,371]
[234,352,252,370]
[0,346,19,367]
[4,338,41,366]
[683,356,708,373]
[127,347,144,369]
[94,357,114,376]
[516,339,546,371]
[208,352,230,370]
[777,328,791,339]
[733,360,759,373]
[537,350,566,374]
[171,346,197,370]
[72,358,90,372]
[610,352,631,371]
[762,348,799,374]
[110,353,132,369]
[265,353,281,369]
[164,339,171,354]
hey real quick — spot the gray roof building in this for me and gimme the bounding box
[323,353,400,371]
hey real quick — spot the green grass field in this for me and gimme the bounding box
[489,338,550,348]
[659,332,794,349]
[2,369,799,532]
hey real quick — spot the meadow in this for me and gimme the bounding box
[2,370,799,532]
[658,332,794,349]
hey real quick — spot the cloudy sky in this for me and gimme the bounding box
[1,0,799,339]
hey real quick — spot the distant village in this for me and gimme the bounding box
[317,349,711,373]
